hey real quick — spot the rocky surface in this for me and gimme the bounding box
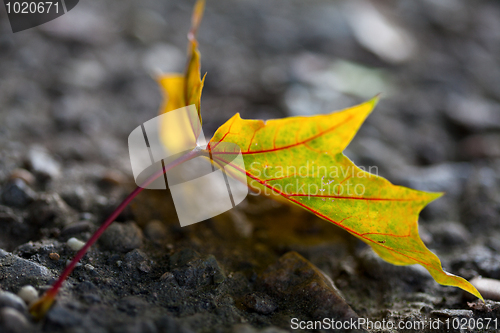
[1,0,500,332]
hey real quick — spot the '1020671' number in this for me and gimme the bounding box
[445,318,497,330]
[6,1,59,14]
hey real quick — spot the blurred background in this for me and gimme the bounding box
[0,0,500,331]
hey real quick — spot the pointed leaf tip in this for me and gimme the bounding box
[370,94,381,108]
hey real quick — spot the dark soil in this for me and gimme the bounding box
[1,0,500,332]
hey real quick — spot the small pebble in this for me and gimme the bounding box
[242,292,277,315]
[26,146,61,180]
[160,272,175,281]
[468,276,500,301]
[49,253,60,261]
[99,221,143,253]
[144,220,167,243]
[1,179,37,208]
[84,264,95,271]
[66,260,82,267]
[98,170,126,187]
[9,169,35,185]
[0,292,27,312]
[17,285,38,305]
[0,307,31,333]
[67,237,86,251]
[61,221,92,237]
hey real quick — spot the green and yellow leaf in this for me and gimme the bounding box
[207,98,482,300]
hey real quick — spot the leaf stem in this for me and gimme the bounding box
[30,148,204,319]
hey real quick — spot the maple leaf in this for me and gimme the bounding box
[156,0,482,299]
[207,100,482,300]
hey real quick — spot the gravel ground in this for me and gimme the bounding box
[1,0,500,332]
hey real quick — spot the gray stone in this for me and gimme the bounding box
[1,179,36,208]
[430,309,473,318]
[0,292,27,312]
[0,252,54,290]
[124,249,152,273]
[99,221,143,253]
[0,307,31,333]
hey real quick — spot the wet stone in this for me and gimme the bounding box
[242,292,277,315]
[99,221,143,253]
[1,179,36,208]
[0,307,31,333]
